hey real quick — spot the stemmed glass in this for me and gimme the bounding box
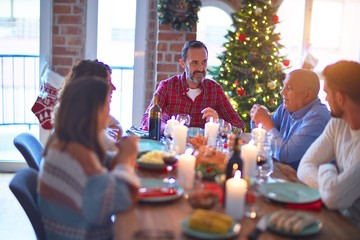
[176,114,191,127]
[218,119,232,151]
[255,132,274,184]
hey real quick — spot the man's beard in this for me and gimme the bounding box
[185,65,205,84]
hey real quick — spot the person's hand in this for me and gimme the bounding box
[201,107,218,122]
[250,104,274,131]
[107,124,123,141]
[113,135,139,168]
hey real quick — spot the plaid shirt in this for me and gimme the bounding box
[141,72,244,131]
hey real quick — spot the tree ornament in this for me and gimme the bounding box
[268,80,277,90]
[273,15,279,23]
[283,59,290,67]
[238,33,247,42]
[157,0,202,32]
[236,87,246,96]
[234,79,239,86]
[255,7,263,16]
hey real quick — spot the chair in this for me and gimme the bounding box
[9,168,46,240]
[13,133,44,171]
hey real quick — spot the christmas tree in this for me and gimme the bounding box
[210,0,289,131]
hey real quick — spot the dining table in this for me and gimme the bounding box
[114,150,360,239]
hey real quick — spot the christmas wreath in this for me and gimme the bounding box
[157,0,202,31]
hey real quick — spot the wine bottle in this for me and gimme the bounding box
[225,134,243,180]
[148,94,162,141]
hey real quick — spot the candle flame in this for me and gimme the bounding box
[234,170,241,179]
[180,120,186,125]
[258,123,263,128]
[185,148,193,155]
[171,115,175,120]
[209,117,213,122]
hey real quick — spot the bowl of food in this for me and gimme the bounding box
[188,190,219,209]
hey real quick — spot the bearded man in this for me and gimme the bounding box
[141,40,244,132]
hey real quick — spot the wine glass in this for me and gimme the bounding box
[218,119,232,151]
[176,114,191,127]
[255,132,274,184]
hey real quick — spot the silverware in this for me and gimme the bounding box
[248,215,267,240]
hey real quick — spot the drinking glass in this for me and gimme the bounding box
[176,114,191,127]
[255,132,274,184]
[217,119,232,151]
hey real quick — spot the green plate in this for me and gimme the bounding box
[138,139,167,153]
[139,178,183,203]
[265,211,322,237]
[182,218,241,240]
[258,182,320,204]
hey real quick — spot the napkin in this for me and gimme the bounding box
[286,199,323,211]
[139,187,177,198]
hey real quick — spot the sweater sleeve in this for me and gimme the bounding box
[297,119,336,188]
[82,164,140,224]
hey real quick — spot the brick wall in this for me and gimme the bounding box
[49,0,281,111]
[52,0,86,76]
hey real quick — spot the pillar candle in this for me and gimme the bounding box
[177,150,196,190]
[173,124,188,154]
[205,117,219,147]
[241,143,259,179]
[225,170,248,220]
[165,116,179,138]
[251,123,266,143]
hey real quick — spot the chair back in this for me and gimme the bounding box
[13,133,44,171]
[9,168,46,240]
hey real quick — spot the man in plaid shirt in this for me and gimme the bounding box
[141,40,244,133]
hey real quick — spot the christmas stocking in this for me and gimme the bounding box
[31,69,64,130]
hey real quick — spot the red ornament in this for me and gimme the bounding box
[234,79,239,86]
[273,15,279,23]
[236,87,246,96]
[238,33,247,42]
[283,60,290,67]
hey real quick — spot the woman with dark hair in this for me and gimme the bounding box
[58,59,123,150]
[38,76,139,240]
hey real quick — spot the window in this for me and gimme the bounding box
[197,5,232,74]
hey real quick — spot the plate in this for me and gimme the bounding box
[265,211,322,237]
[258,182,320,204]
[139,178,183,203]
[137,158,166,170]
[138,139,167,153]
[181,218,241,240]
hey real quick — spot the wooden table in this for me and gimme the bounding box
[114,162,360,240]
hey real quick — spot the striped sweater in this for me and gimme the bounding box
[38,144,140,240]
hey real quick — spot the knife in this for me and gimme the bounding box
[248,215,267,240]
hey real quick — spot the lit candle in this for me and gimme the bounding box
[177,149,196,190]
[173,124,188,154]
[251,123,266,142]
[204,117,219,147]
[241,143,259,179]
[225,170,248,220]
[165,116,179,137]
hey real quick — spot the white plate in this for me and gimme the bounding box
[139,178,183,203]
[265,211,322,237]
[182,218,241,240]
[258,182,320,204]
